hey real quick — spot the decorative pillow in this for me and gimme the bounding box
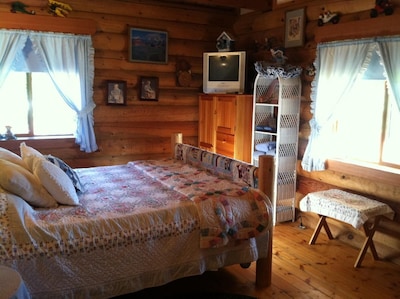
[0,159,58,208]
[255,142,276,152]
[45,154,85,193]
[20,142,44,159]
[25,156,79,206]
[0,147,26,168]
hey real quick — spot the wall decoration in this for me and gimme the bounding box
[284,8,305,48]
[129,28,168,64]
[317,9,340,26]
[139,77,159,101]
[370,0,394,18]
[175,58,192,87]
[106,80,127,105]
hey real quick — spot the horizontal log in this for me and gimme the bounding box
[94,121,197,139]
[66,0,235,26]
[314,11,400,43]
[94,105,198,122]
[0,12,96,35]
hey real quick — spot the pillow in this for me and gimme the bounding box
[20,142,44,159]
[255,142,276,152]
[45,154,85,193]
[25,156,79,206]
[0,147,26,168]
[0,159,58,208]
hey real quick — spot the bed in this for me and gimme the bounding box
[0,133,274,298]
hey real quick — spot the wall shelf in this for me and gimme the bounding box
[315,13,400,43]
[0,12,96,35]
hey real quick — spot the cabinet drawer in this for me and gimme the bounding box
[216,133,234,158]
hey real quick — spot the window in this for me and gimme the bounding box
[0,30,97,152]
[0,71,76,137]
[329,53,400,168]
[301,37,400,172]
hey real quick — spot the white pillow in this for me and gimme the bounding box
[45,154,85,193]
[25,156,79,206]
[255,142,276,152]
[20,142,44,159]
[0,147,26,168]
[0,159,58,208]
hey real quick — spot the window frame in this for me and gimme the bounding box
[303,16,400,179]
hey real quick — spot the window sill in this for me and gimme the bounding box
[326,159,400,187]
[0,136,75,154]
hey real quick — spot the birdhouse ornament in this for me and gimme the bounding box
[216,31,235,52]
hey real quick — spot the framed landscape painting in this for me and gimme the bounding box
[129,28,168,64]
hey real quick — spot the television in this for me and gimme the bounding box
[203,51,246,94]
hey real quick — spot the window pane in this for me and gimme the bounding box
[31,73,76,135]
[382,92,400,165]
[332,80,385,163]
[0,72,29,134]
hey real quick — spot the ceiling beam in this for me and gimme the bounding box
[156,0,272,11]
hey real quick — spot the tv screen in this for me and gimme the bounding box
[209,55,239,81]
[203,51,246,94]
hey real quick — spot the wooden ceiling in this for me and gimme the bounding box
[145,0,272,12]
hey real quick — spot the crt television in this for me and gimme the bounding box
[203,51,246,94]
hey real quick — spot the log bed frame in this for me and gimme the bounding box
[172,133,274,288]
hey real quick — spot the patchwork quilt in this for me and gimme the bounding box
[1,157,271,263]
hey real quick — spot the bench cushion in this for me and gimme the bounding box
[300,189,395,229]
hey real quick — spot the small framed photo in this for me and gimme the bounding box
[106,80,127,105]
[139,77,159,101]
[129,28,168,64]
[284,8,305,48]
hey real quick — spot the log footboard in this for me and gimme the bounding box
[171,133,274,288]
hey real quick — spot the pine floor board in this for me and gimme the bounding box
[128,221,400,298]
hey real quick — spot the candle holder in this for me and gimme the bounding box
[5,126,16,140]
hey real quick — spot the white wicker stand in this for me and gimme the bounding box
[252,64,302,225]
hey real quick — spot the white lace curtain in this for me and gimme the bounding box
[0,29,98,153]
[301,37,400,172]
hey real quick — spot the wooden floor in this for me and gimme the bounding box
[130,221,400,299]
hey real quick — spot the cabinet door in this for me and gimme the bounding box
[198,95,215,152]
[215,96,236,135]
[216,132,234,158]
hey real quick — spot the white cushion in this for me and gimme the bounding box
[0,147,26,168]
[0,159,58,208]
[255,142,276,152]
[25,156,79,206]
[20,142,44,159]
[45,154,85,193]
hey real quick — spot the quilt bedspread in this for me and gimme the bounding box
[1,159,270,263]
[131,159,271,248]
[0,163,197,262]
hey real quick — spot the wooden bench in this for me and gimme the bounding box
[299,189,395,268]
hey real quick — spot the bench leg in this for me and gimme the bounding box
[309,215,334,245]
[354,216,381,268]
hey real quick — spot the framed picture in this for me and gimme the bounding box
[106,80,127,105]
[139,77,159,101]
[284,8,305,48]
[129,28,168,64]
